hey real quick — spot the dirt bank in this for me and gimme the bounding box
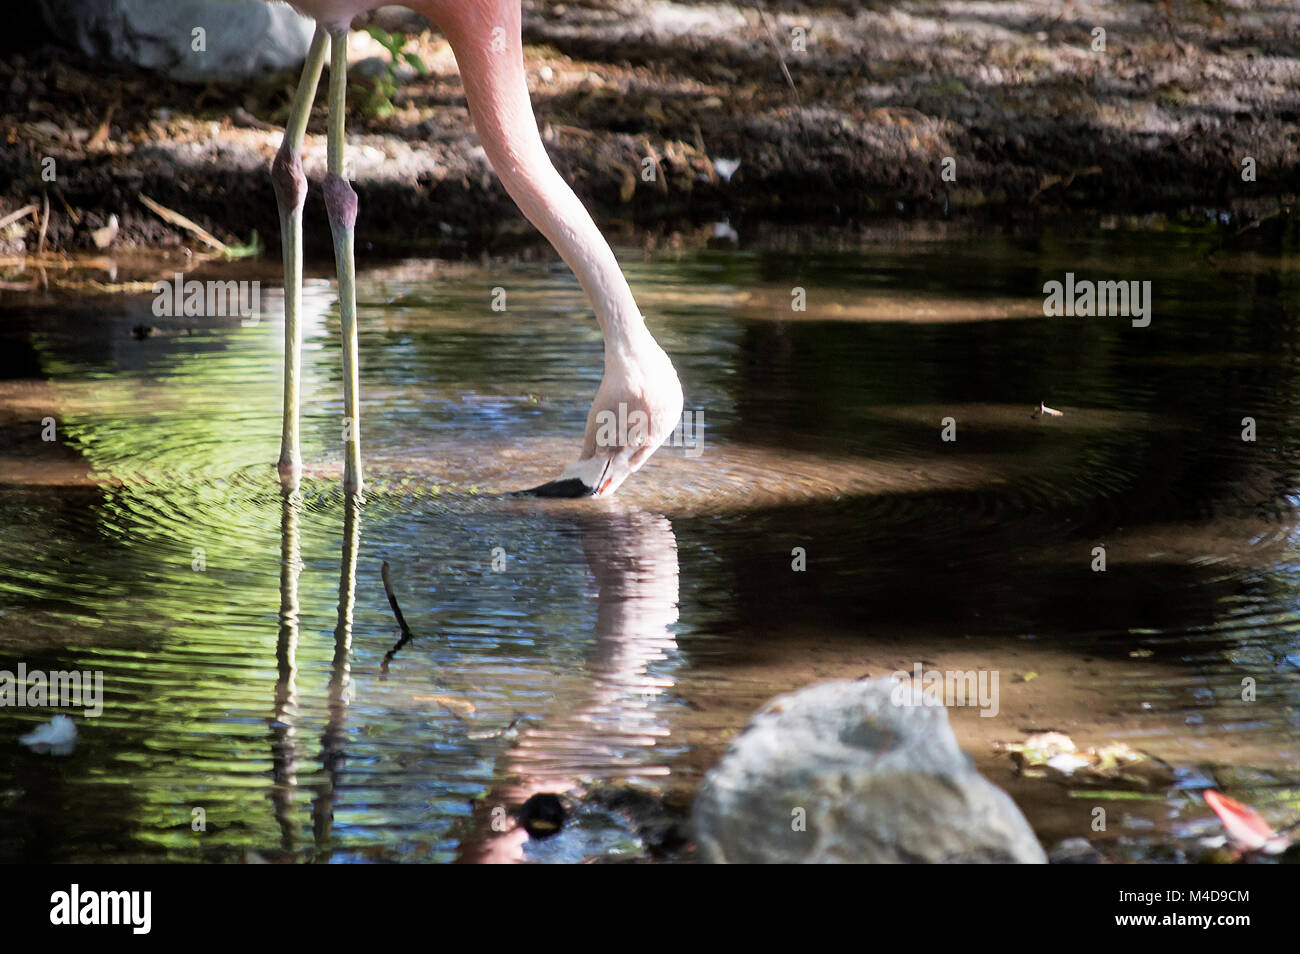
[2,0,1298,260]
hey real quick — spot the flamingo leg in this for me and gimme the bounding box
[272,25,329,490]
[323,28,364,498]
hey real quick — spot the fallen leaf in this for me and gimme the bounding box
[414,694,476,716]
[1203,790,1291,854]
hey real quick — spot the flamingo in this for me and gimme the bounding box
[272,0,684,497]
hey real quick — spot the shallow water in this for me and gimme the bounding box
[2,224,1299,862]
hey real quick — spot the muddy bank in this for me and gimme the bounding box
[1,0,1298,260]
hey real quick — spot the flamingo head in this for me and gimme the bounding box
[522,334,684,498]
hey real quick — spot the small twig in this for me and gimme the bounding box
[549,122,599,140]
[230,106,278,132]
[86,97,119,151]
[380,559,416,673]
[53,188,81,226]
[138,193,229,253]
[381,559,413,637]
[756,8,802,110]
[1234,206,1282,238]
[36,192,50,257]
[755,6,812,157]
[641,138,668,194]
[1028,165,1101,204]
[691,121,708,158]
[0,203,39,231]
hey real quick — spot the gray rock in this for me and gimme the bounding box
[39,0,314,81]
[1049,837,1105,864]
[693,678,1047,863]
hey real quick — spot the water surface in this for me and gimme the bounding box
[2,224,1299,862]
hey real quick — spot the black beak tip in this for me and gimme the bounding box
[513,477,597,498]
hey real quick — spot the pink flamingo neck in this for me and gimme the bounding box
[421,0,651,370]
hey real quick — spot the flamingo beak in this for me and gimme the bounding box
[516,458,614,498]
[516,477,598,498]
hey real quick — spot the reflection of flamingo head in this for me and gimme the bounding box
[520,344,685,499]
[456,508,682,863]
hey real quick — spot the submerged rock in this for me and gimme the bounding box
[515,783,693,864]
[519,793,567,840]
[693,678,1046,864]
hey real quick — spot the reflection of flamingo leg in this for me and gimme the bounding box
[270,487,304,855]
[312,497,362,859]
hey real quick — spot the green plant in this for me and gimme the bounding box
[361,27,428,118]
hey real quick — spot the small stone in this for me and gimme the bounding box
[519,793,566,839]
[1049,837,1105,864]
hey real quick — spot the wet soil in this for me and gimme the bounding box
[2,0,1298,260]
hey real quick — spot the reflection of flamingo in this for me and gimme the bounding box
[456,507,681,863]
[273,1,683,497]
[270,489,361,861]
[268,488,304,854]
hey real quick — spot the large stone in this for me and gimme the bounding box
[693,678,1047,863]
[39,0,314,81]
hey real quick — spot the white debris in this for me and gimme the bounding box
[19,715,77,755]
[711,219,739,243]
[1044,752,1093,775]
[712,158,741,182]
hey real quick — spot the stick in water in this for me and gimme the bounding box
[381,560,413,636]
[380,560,414,672]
